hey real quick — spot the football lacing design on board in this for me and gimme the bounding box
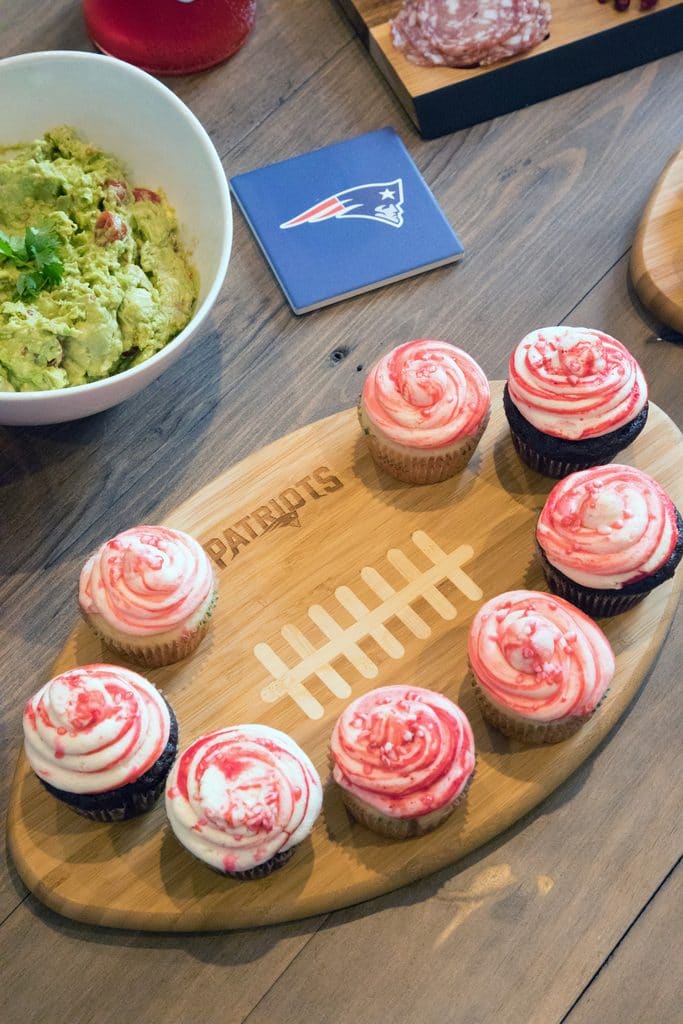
[255,530,483,719]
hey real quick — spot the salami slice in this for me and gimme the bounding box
[479,0,551,65]
[391,0,519,67]
[391,1,450,66]
[391,0,551,69]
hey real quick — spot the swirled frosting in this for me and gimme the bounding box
[537,465,679,589]
[508,327,647,439]
[79,525,215,637]
[361,340,490,449]
[330,686,475,818]
[165,725,323,874]
[23,664,171,794]
[468,591,614,722]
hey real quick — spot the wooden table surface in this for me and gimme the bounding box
[1,2,681,1022]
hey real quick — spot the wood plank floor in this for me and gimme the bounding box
[564,858,682,1024]
[0,1,680,1020]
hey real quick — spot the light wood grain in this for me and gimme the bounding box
[631,145,683,335]
[565,861,683,1024]
[0,899,328,1024]
[7,385,683,931]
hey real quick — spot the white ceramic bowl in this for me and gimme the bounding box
[0,50,232,426]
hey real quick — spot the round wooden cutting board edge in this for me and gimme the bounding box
[7,387,683,932]
[8,595,679,933]
[631,144,683,335]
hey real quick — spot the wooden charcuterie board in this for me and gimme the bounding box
[337,0,683,137]
[631,145,683,335]
[7,383,683,931]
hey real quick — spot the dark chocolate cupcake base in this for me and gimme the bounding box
[503,384,649,479]
[40,706,179,822]
[536,510,683,617]
[203,846,296,880]
[225,846,296,880]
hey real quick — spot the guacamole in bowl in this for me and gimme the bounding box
[0,126,198,392]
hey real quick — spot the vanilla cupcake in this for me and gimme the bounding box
[536,465,683,617]
[79,525,218,668]
[468,591,615,743]
[23,664,178,821]
[330,685,475,838]
[359,339,491,484]
[504,326,648,478]
[165,725,323,879]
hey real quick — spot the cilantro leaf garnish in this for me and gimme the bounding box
[0,234,17,261]
[16,272,41,299]
[0,224,65,299]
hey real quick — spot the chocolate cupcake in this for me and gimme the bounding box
[359,339,491,484]
[330,685,475,838]
[536,465,683,617]
[165,725,322,878]
[468,591,615,743]
[23,664,178,821]
[79,525,218,668]
[505,326,648,478]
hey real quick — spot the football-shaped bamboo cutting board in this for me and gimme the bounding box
[337,0,683,137]
[631,146,683,335]
[7,383,683,931]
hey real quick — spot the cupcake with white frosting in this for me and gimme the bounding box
[359,339,491,484]
[536,465,683,616]
[468,591,615,743]
[165,725,323,879]
[504,326,648,478]
[79,525,218,668]
[23,664,178,821]
[330,685,475,838]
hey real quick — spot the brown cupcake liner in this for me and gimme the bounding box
[365,411,489,485]
[469,672,590,744]
[99,623,211,668]
[52,783,166,823]
[340,774,473,839]
[503,386,649,480]
[203,845,296,880]
[88,596,217,669]
[82,581,218,668]
[225,846,296,880]
[538,559,650,618]
[40,706,179,821]
[508,431,611,480]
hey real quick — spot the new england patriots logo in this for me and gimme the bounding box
[280,179,405,230]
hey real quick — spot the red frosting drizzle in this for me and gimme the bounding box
[468,591,615,721]
[331,685,475,818]
[23,664,169,794]
[165,725,322,874]
[362,340,490,449]
[79,525,215,637]
[507,327,647,439]
[537,465,679,588]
